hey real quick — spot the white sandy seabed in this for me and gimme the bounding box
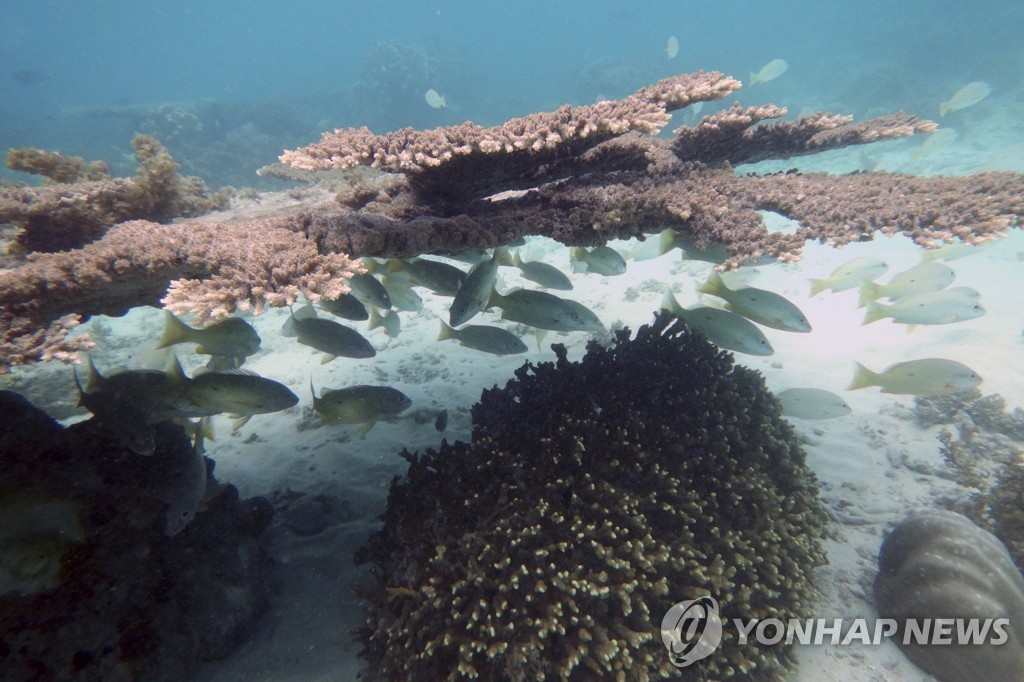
[33,123,1023,681]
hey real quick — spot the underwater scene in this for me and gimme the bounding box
[2,1,1024,680]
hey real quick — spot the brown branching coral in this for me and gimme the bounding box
[355,313,829,680]
[1,135,231,252]
[1,70,1022,371]
[0,216,362,365]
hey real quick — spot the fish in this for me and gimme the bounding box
[311,381,412,434]
[776,388,851,420]
[73,367,155,456]
[381,276,424,312]
[438,321,527,355]
[449,250,501,326]
[439,248,490,265]
[509,252,573,290]
[858,263,955,306]
[183,368,299,431]
[391,258,466,296]
[157,311,260,360]
[348,273,391,309]
[85,355,215,423]
[847,358,982,396]
[808,257,888,297]
[659,228,731,263]
[919,240,992,263]
[570,246,626,276]
[666,36,679,59]
[369,307,402,338]
[939,81,991,117]
[661,292,774,356]
[434,409,448,432]
[691,101,704,120]
[861,287,984,327]
[283,305,376,362]
[318,293,369,321]
[489,289,603,332]
[910,128,957,161]
[698,271,811,333]
[425,88,447,109]
[749,58,788,86]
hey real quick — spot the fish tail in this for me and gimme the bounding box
[165,353,189,386]
[939,101,949,117]
[660,290,683,316]
[494,247,514,267]
[857,280,881,308]
[310,377,317,400]
[658,228,678,256]
[697,270,725,297]
[368,306,383,330]
[85,354,103,392]
[386,258,405,274]
[569,247,587,273]
[807,278,827,298]
[749,72,760,86]
[437,320,454,342]
[158,311,192,349]
[847,362,878,391]
[512,251,524,267]
[860,301,887,325]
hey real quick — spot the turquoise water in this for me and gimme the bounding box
[4,1,1021,185]
[2,2,1024,680]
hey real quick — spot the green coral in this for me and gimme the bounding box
[356,313,828,680]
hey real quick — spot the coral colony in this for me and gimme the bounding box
[2,71,1022,370]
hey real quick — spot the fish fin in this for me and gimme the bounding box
[85,354,104,392]
[386,258,405,274]
[660,290,683,316]
[857,280,880,308]
[906,324,917,334]
[310,377,317,400]
[320,354,337,365]
[534,329,549,353]
[495,248,514,267]
[165,353,189,386]
[847,362,877,391]
[860,301,887,325]
[697,271,726,297]
[231,415,251,432]
[368,306,383,330]
[356,421,376,436]
[294,304,318,321]
[807,278,827,298]
[281,308,298,337]
[158,311,192,349]
[437,320,453,342]
[569,248,588,273]
[195,345,207,355]
[658,228,679,256]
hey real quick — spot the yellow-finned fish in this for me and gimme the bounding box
[847,358,981,396]
[311,381,411,434]
[858,262,955,306]
[157,311,260,360]
[699,271,811,333]
[808,257,888,297]
[776,388,851,420]
[749,58,788,86]
[939,81,991,117]
[861,287,984,327]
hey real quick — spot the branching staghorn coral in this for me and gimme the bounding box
[355,313,829,679]
[2,70,1023,371]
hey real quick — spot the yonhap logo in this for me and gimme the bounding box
[660,595,724,667]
